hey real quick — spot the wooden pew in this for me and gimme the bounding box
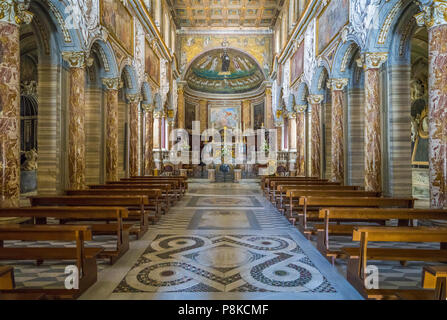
[89,184,172,213]
[261,177,326,197]
[293,196,415,237]
[0,266,14,290]
[266,179,336,200]
[315,208,447,264]
[343,226,447,300]
[106,181,179,204]
[0,224,102,299]
[0,207,130,264]
[29,196,150,239]
[111,179,181,198]
[0,292,46,300]
[275,184,362,208]
[67,189,162,220]
[127,176,188,194]
[285,191,382,218]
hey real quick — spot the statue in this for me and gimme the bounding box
[21,149,38,171]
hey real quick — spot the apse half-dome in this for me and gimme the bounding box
[185,48,265,94]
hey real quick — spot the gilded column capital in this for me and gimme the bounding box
[362,52,388,70]
[265,87,272,96]
[0,0,33,25]
[62,51,90,68]
[126,93,142,104]
[415,0,447,28]
[295,104,308,113]
[307,95,324,105]
[142,103,155,113]
[327,78,349,91]
[177,84,184,94]
[288,112,297,119]
[102,77,122,91]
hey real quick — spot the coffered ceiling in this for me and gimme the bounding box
[167,0,284,28]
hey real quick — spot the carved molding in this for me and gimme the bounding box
[327,78,349,91]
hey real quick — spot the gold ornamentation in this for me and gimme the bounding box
[102,77,122,91]
[126,93,142,104]
[327,78,348,91]
[62,51,89,68]
[307,95,324,105]
[415,0,447,28]
[0,0,33,25]
[362,52,388,69]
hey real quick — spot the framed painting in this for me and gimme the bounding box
[316,0,349,56]
[145,39,160,86]
[209,106,241,130]
[100,0,134,56]
[290,40,304,86]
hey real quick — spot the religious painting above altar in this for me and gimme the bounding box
[185,48,265,94]
[316,0,349,55]
[100,0,134,56]
[209,106,241,130]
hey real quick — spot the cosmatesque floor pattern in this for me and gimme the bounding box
[3,180,440,299]
[80,181,362,300]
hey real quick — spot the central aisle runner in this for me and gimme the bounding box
[81,181,362,300]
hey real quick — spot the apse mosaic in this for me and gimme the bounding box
[185,49,265,94]
[113,234,337,293]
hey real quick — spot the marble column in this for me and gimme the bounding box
[167,120,174,151]
[242,100,252,129]
[0,4,32,207]
[276,124,283,152]
[416,2,447,208]
[363,53,388,192]
[143,104,155,175]
[62,51,90,190]
[288,113,297,151]
[127,94,142,177]
[177,84,185,129]
[328,78,348,184]
[265,87,274,129]
[308,95,324,178]
[295,105,307,176]
[199,100,208,132]
[102,78,120,182]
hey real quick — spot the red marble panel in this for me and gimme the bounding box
[311,103,321,178]
[145,111,154,175]
[105,89,119,181]
[129,101,139,177]
[0,23,20,207]
[364,68,382,192]
[68,67,86,190]
[331,90,345,184]
[428,25,447,208]
[296,113,306,176]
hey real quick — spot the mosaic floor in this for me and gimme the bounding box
[4,180,440,299]
[80,181,362,300]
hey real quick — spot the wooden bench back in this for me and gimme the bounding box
[287,190,380,198]
[0,207,129,219]
[108,180,179,187]
[319,208,447,220]
[67,189,162,199]
[352,226,447,243]
[279,185,361,192]
[30,195,149,207]
[89,184,171,191]
[0,225,93,241]
[299,197,414,208]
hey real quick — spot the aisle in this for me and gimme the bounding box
[80,180,362,300]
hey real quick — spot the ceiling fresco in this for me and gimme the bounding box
[169,0,283,28]
[185,48,265,94]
